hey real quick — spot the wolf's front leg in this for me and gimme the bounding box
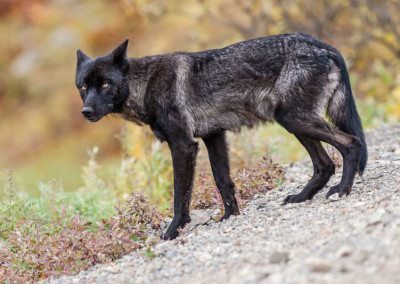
[162,140,199,240]
[203,131,239,220]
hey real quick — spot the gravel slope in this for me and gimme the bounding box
[49,124,400,284]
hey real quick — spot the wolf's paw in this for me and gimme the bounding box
[283,193,309,205]
[161,227,179,240]
[161,215,190,240]
[326,184,351,198]
[219,198,240,222]
[220,203,240,221]
[219,210,240,222]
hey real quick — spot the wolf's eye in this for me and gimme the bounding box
[102,83,109,88]
[80,84,87,91]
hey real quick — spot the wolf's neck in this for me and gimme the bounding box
[119,57,156,125]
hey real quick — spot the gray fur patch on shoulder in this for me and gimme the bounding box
[174,55,195,136]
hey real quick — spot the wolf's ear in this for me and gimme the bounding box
[111,39,129,64]
[77,49,91,66]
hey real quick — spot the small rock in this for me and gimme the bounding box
[336,245,352,258]
[367,209,386,226]
[339,263,350,273]
[223,227,233,233]
[269,251,289,264]
[188,210,213,227]
[211,208,222,218]
[307,259,332,273]
[354,251,369,264]
[327,193,340,201]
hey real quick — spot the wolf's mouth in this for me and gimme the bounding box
[84,115,102,122]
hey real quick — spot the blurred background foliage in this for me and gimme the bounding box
[0,0,399,203]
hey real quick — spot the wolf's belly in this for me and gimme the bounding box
[190,104,274,137]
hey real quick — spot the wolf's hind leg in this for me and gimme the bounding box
[276,112,362,199]
[203,131,240,220]
[283,135,335,204]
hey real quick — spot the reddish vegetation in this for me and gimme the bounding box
[0,193,162,283]
[192,156,285,211]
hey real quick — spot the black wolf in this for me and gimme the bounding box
[75,33,367,240]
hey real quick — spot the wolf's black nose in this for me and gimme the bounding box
[82,106,94,116]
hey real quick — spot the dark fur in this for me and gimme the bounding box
[75,33,367,240]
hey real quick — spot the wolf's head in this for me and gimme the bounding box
[75,39,130,122]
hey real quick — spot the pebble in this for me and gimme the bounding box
[336,245,352,258]
[269,251,289,264]
[308,259,332,273]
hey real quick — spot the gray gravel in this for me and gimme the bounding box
[48,124,400,284]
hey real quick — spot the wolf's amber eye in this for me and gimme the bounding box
[80,85,87,91]
[102,83,109,88]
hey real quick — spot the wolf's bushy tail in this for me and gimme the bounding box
[327,55,367,175]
